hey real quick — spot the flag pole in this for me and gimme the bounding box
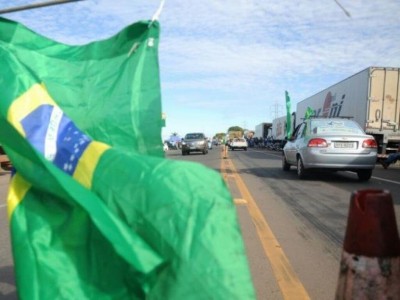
[151,0,165,22]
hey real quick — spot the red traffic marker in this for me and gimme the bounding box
[336,189,400,299]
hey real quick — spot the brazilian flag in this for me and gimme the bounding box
[0,17,255,299]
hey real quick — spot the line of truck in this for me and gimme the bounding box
[254,66,400,157]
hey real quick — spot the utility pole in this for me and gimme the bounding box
[270,102,283,119]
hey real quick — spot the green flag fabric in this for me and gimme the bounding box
[304,106,315,120]
[285,91,292,139]
[0,17,255,299]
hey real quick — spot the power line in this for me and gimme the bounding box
[0,0,84,14]
[333,0,351,18]
[270,102,283,120]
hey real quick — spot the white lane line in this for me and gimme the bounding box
[370,176,400,185]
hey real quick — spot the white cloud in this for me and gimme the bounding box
[2,0,400,137]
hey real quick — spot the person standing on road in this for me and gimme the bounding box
[381,144,400,169]
[222,137,228,159]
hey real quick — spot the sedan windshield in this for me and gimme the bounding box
[185,133,204,139]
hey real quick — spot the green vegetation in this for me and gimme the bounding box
[214,132,226,140]
[228,126,243,133]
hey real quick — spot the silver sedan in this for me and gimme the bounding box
[282,118,378,181]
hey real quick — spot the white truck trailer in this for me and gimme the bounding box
[254,122,272,139]
[271,115,287,141]
[295,66,400,156]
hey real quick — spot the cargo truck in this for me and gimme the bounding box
[268,115,288,150]
[227,130,243,140]
[271,115,287,141]
[254,122,272,139]
[295,67,400,157]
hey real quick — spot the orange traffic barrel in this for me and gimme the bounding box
[335,189,400,299]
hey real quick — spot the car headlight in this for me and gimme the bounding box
[182,142,186,145]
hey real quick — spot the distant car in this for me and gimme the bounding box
[282,118,377,181]
[229,138,248,151]
[208,140,213,149]
[181,132,208,155]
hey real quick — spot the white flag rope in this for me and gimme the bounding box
[151,0,165,22]
[128,0,164,57]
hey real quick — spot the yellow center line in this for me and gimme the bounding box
[221,153,310,300]
[234,198,248,205]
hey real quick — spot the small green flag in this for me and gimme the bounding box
[304,106,315,120]
[0,17,255,299]
[285,91,292,139]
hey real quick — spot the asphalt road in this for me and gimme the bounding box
[1,146,399,299]
[0,170,15,300]
[166,145,400,299]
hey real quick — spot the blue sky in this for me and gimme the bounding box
[2,0,400,140]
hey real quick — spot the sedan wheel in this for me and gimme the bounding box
[357,169,372,181]
[297,156,307,179]
[282,154,290,171]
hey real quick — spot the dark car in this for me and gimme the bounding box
[282,118,377,181]
[181,133,208,155]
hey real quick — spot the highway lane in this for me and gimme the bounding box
[246,147,400,237]
[167,145,400,299]
[167,147,338,299]
[230,147,400,299]
[1,146,399,299]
